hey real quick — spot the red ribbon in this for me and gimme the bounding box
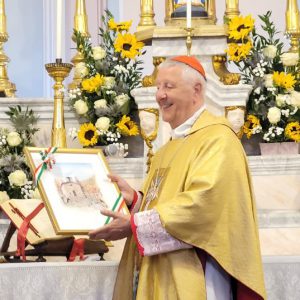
[68,238,86,262]
[16,203,44,261]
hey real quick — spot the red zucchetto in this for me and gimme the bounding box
[171,55,206,80]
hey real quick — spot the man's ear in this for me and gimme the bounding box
[193,83,202,97]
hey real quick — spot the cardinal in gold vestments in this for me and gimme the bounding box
[89,56,266,300]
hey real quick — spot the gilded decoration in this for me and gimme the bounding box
[212,55,241,85]
[225,106,245,139]
[139,108,159,172]
[142,57,166,87]
[165,0,216,27]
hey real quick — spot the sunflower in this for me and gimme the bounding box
[114,33,144,59]
[82,73,104,93]
[243,114,261,139]
[116,115,139,136]
[78,123,99,147]
[226,41,252,62]
[273,71,296,90]
[228,15,255,41]
[284,122,300,142]
[108,18,132,32]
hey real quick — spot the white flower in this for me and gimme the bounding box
[74,100,88,115]
[74,62,89,78]
[32,188,41,199]
[0,191,10,204]
[7,132,22,147]
[8,170,27,187]
[104,77,115,89]
[290,90,300,108]
[115,94,130,107]
[280,52,299,66]
[94,99,107,109]
[276,94,288,107]
[92,46,106,60]
[267,107,281,124]
[263,45,277,59]
[95,117,110,131]
[264,74,274,88]
[254,87,261,94]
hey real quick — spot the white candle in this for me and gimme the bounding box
[186,0,192,28]
[56,0,62,59]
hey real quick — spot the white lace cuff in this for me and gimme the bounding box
[131,209,192,256]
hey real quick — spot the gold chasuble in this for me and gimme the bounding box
[113,110,266,300]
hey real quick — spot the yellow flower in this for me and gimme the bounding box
[114,33,144,59]
[116,115,139,136]
[272,71,296,90]
[228,15,255,41]
[108,18,132,32]
[78,123,99,146]
[226,41,252,62]
[82,73,104,93]
[243,114,261,139]
[284,122,300,142]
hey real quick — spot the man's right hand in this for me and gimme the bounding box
[108,174,135,206]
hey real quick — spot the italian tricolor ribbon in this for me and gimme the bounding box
[34,147,58,185]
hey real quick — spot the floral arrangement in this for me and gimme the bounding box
[69,10,145,147]
[227,11,300,143]
[0,106,40,204]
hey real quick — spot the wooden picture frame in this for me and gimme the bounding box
[24,147,126,235]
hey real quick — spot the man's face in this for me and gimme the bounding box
[155,66,200,129]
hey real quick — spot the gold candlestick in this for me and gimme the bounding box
[0,0,16,97]
[286,0,300,52]
[68,0,90,90]
[184,27,194,56]
[45,59,73,148]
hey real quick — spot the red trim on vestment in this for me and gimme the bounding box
[68,238,86,261]
[130,214,144,256]
[129,190,139,212]
[236,281,264,300]
[16,202,45,261]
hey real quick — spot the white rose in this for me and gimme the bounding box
[0,191,10,204]
[104,77,115,89]
[276,94,287,107]
[267,107,281,124]
[95,117,110,131]
[8,170,27,187]
[94,99,107,109]
[264,74,274,88]
[115,94,130,107]
[75,62,89,78]
[32,188,41,199]
[92,46,106,60]
[281,52,299,67]
[290,90,300,107]
[263,45,277,59]
[7,132,22,147]
[74,100,88,115]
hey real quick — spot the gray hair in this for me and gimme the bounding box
[158,58,207,99]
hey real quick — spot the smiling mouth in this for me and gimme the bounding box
[161,103,173,110]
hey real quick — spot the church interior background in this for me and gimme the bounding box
[1,0,300,299]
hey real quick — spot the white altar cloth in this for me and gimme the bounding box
[0,257,300,300]
[0,261,119,300]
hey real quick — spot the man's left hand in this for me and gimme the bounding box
[89,209,131,241]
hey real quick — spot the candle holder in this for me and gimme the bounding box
[45,59,73,148]
[184,27,194,56]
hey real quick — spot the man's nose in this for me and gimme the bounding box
[156,88,166,101]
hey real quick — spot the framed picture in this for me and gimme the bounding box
[24,147,127,235]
